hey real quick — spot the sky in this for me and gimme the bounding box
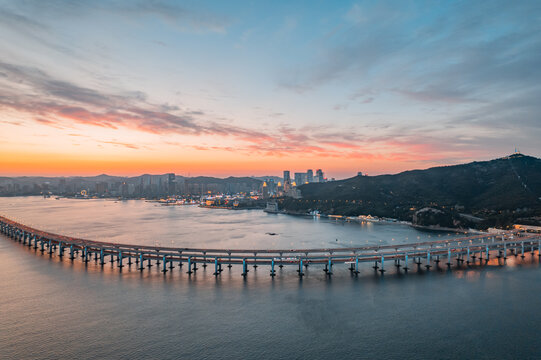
[1,0,540,179]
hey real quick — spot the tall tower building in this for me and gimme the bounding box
[167,173,176,195]
[307,169,313,183]
[283,170,291,192]
[283,170,290,183]
[316,169,324,183]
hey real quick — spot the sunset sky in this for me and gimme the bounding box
[1,1,540,178]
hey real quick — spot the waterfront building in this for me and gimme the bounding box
[307,169,313,183]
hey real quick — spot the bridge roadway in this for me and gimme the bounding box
[2,215,541,277]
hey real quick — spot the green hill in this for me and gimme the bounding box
[279,154,541,229]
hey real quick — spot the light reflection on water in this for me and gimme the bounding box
[2,197,541,359]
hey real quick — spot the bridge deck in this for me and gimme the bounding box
[2,215,540,277]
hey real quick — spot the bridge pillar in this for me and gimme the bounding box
[228,254,233,269]
[59,242,64,257]
[169,256,174,270]
[100,248,105,265]
[242,258,248,277]
[118,251,123,268]
[40,239,45,253]
[33,236,38,249]
[425,251,431,270]
[298,258,304,277]
[354,256,360,274]
[466,247,470,265]
[486,245,490,263]
[213,257,220,276]
[187,256,192,274]
[270,259,276,277]
[147,257,152,268]
[446,249,452,269]
[327,258,333,276]
[538,241,541,258]
[521,242,525,259]
[162,255,167,273]
[379,255,385,274]
[403,253,409,272]
[139,254,145,271]
[202,253,207,268]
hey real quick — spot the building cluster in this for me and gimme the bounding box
[0,174,261,198]
[261,169,327,199]
[0,169,330,200]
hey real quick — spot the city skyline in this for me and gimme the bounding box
[1,1,540,178]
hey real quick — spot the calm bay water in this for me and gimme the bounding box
[1,197,541,359]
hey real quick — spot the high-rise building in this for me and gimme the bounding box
[283,170,290,183]
[294,172,307,186]
[307,169,313,183]
[167,173,176,195]
[283,170,291,191]
[316,169,324,183]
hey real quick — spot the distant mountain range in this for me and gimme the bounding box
[280,154,541,229]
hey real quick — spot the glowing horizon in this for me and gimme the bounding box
[1,1,540,179]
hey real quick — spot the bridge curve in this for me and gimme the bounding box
[1,215,540,277]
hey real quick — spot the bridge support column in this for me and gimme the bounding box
[446,249,452,269]
[466,247,470,265]
[59,242,64,257]
[33,236,38,249]
[425,251,431,270]
[327,258,333,276]
[40,239,45,253]
[162,255,167,273]
[213,257,219,276]
[228,254,233,269]
[270,259,276,277]
[48,239,53,255]
[242,258,248,277]
[118,251,123,268]
[187,256,192,274]
[379,255,385,274]
[354,256,360,274]
[139,254,144,271]
[298,258,304,277]
[403,253,409,273]
[521,242,525,259]
[202,254,207,268]
[486,245,490,263]
[100,248,105,265]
